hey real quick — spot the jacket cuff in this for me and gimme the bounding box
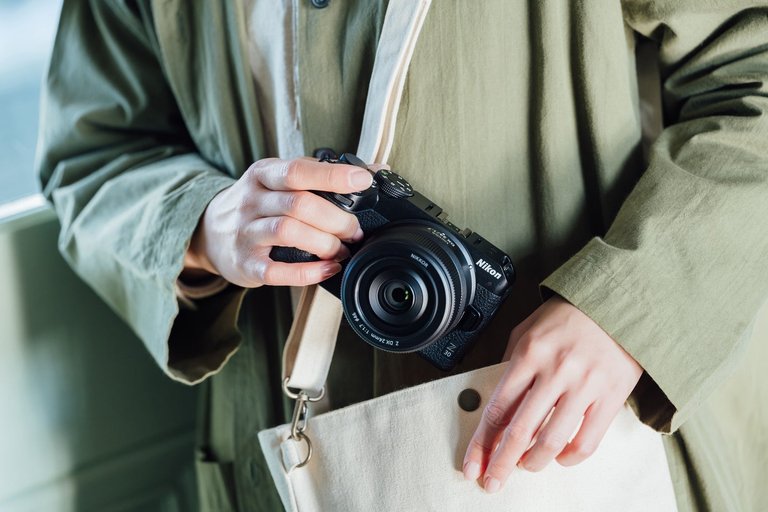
[167,283,248,384]
[135,171,245,385]
[176,273,231,309]
[539,238,685,434]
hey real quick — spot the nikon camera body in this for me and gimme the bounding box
[270,153,515,371]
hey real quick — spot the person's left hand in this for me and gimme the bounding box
[462,295,643,493]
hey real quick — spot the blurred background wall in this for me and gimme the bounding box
[0,2,201,510]
[0,0,58,203]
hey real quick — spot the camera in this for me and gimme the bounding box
[270,152,515,370]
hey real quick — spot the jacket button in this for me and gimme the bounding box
[313,147,337,160]
[310,0,329,8]
[458,388,481,412]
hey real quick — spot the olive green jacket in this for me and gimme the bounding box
[38,1,768,511]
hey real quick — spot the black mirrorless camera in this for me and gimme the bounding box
[270,153,515,370]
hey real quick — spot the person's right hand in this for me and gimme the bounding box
[183,157,373,288]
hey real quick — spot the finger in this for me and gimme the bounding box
[555,398,623,467]
[251,158,374,193]
[516,391,589,472]
[462,360,534,481]
[249,216,349,261]
[482,377,561,493]
[246,259,342,287]
[253,191,363,242]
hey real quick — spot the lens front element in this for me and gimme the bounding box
[382,280,413,313]
[369,269,428,327]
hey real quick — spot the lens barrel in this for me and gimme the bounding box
[340,222,475,352]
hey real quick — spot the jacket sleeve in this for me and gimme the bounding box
[37,0,246,384]
[540,3,768,433]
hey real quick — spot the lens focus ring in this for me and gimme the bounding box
[401,233,462,326]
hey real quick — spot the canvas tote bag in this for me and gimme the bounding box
[258,1,679,511]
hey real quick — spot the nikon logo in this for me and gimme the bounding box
[476,259,501,279]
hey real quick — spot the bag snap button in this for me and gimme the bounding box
[458,388,481,412]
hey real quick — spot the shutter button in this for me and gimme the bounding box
[310,0,329,8]
[458,389,481,412]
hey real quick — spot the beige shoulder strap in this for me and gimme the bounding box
[282,0,432,396]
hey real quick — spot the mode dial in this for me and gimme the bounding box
[375,169,414,199]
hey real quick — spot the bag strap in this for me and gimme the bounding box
[281,284,342,395]
[282,0,432,395]
[279,0,432,469]
[356,0,433,166]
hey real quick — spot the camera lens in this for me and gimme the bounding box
[340,221,476,352]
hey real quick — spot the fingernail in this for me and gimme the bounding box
[334,245,351,262]
[352,228,364,242]
[484,477,501,494]
[321,262,342,278]
[463,461,481,481]
[350,170,373,190]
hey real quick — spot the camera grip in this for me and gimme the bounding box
[419,287,505,370]
[269,246,320,264]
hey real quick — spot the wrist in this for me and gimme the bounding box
[183,220,218,278]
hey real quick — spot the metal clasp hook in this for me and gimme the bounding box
[290,391,310,439]
[282,378,325,469]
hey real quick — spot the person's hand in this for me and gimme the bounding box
[462,295,643,493]
[183,157,373,287]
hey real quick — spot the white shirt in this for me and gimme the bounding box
[244,0,305,159]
